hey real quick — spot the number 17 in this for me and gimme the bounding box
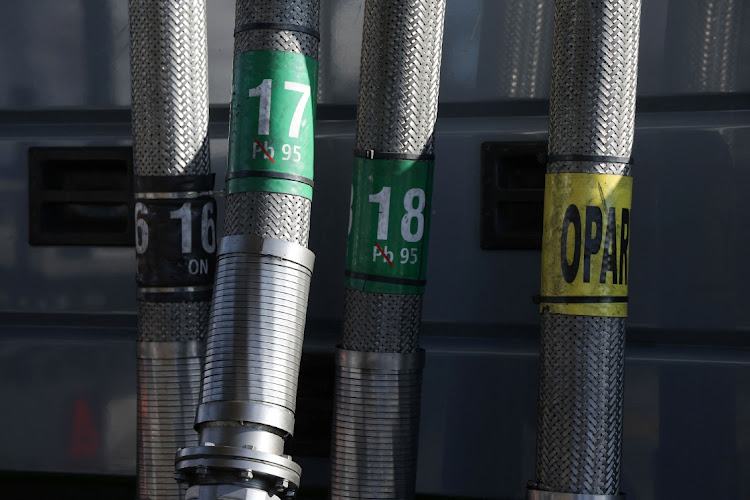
[248,79,311,139]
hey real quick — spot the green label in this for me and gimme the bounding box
[345,157,434,294]
[227,50,318,199]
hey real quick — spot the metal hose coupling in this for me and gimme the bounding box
[175,235,315,499]
[331,349,425,499]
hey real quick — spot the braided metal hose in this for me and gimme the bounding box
[175,1,319,498]
[332,1,446,498]
[129,1,214,499]
[529,1,641,498]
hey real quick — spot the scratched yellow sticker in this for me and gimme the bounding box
[540,173,632,317]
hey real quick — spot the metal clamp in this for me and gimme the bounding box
[218,235,315,273]
[195,401,295,437]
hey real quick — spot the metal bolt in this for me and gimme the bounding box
[204,442,215,447]
[276,479,289,491]
[242,444,255,450]
[239,470,253,480]
[196,466,208,476]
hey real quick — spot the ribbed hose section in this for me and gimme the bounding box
[129,1,212,499]
[138,343,203,500]
[331,350,424,500]
[333,1,446,499]
[202,252,312,412]
[532,0,640,496]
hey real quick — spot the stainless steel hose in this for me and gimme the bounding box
[332,0,446,498]
[129,1,214,499]
[529,1,641,498]
[175,1,319,498]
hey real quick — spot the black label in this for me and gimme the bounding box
[135,197,217,288]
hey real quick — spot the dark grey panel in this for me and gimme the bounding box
[1,112,749,334]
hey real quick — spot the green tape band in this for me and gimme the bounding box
[227,50,318,199]
[345,157,434,295]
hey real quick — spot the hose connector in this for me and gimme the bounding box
[175,235,314,498]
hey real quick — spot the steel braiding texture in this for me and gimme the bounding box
[199,0,319,426]
[129,0,210,177]
[332,1,446,499]
[129,1,212,498]
[225,0,319,248]
[342,0,446,356]
[534,0,641,495]
[535,313,625,495]
[175,2,320,496]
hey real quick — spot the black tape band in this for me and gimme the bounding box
[226,169,314,187]
[546,154,633,165]
[135,174,215,193]
[135,197,217,289]
[354,149,435,162]
[234,22,320,40]
[537,295,629,304]
[345,270,426,287]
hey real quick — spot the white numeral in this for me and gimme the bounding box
[401,188,425,242]
[201,202,216,253]
[248,79,272,135]
[399,247,419,264]
[170,203,192,253]
[135,203,149,254]
[368,186,391,240]
[365,187,426,243]
[284,81,311,138]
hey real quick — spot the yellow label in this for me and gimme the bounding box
[540,173,632,317]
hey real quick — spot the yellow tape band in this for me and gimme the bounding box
[540,173,632,317]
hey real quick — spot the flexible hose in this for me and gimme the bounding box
[530,0,641,497]
[331,0,446,498]
[129,1,213,499]
[175,1,319,498]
